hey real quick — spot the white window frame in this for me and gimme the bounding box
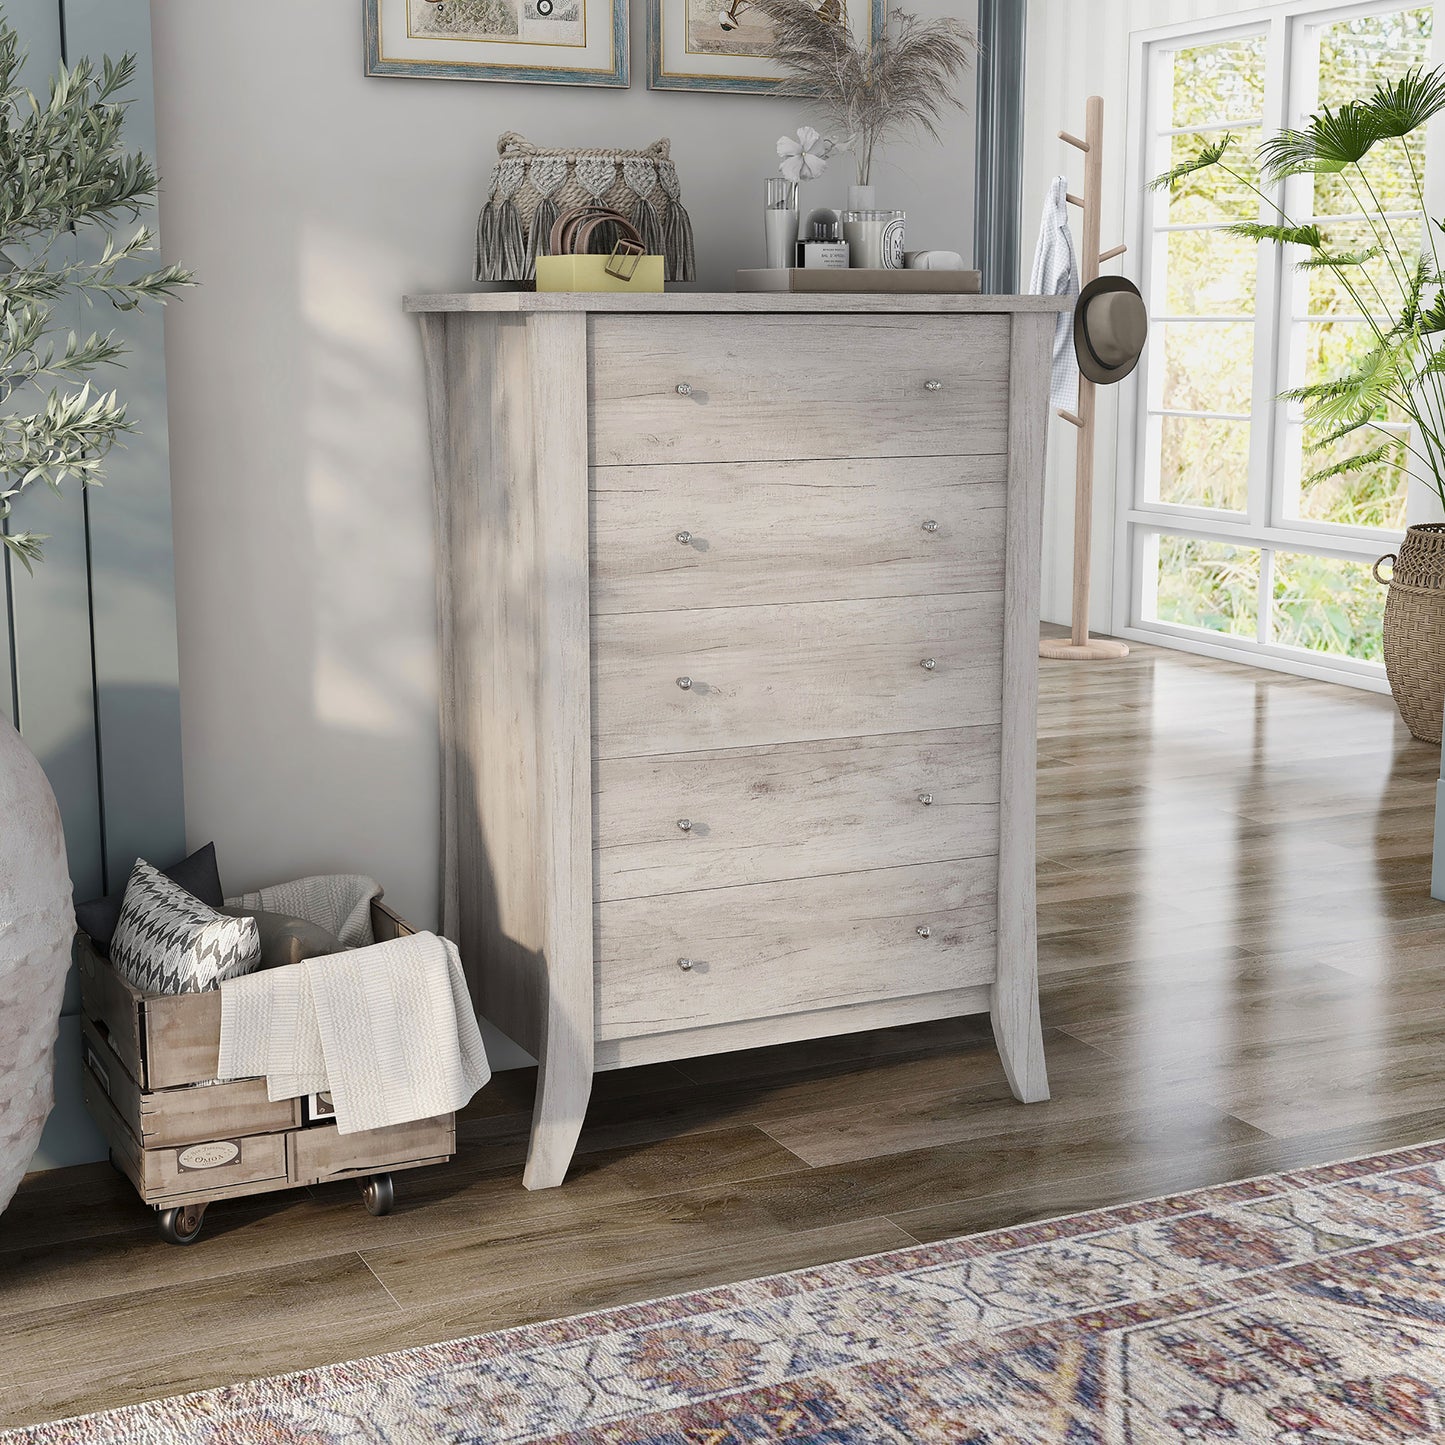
[1115,0,1441,691]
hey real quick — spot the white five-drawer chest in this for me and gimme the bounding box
[409,291,1069,1188]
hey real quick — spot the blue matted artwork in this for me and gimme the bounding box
[365,0,628,87]
[649,0,885,94]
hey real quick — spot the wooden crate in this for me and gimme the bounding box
[78,897,457,1231]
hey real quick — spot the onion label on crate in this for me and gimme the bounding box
[177,1140,241,1172]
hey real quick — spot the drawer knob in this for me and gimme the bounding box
[676,530,693,546]
[923,379,943,392]
[916,925,932,939]
[677,818,693,832]
[918,792,934,806]
[678,957,696,971]
[676,382,694,396]
[677,676,693,690]
[920,658,937,671]
[922,519,939,534]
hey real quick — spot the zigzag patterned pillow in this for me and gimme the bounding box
[110,859,261,995]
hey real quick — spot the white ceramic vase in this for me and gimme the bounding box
[847,183,877,212]
[0,718,73,1216]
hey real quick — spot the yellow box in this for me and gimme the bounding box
[534,254,666,294]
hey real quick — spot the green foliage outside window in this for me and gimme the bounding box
[1154,536,1259,639]
[1272,552,1385,661]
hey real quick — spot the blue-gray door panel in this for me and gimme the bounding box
[64,0,186,881]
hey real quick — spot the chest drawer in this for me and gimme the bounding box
[589,314,1010,467]
[595,859,998,1040]
[592,593,1002,760]
[594,729,1000,902]
[590,456,1006,615]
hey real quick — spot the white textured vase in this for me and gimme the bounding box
[847,183,877,212]
[0,718,72,1216]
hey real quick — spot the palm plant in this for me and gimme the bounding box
[749,0,975,188]
[0,17,193,571]
[1152,67,1445,513]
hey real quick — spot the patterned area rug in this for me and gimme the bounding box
[10,1140,1445,1444]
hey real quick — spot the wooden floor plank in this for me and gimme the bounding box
[3,1251,395,1421]
[755,1039,1223,1170]
[360,1189,801,1311]
[374,1216,918,1341]
[696,1103,1267,1236]
[891,1104,1445,1246]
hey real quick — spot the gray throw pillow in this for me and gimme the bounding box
[218,907,346,971]
[110,859,261,995]
[75,842,225,951]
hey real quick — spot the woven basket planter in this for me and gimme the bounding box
[1376,522,1445,744]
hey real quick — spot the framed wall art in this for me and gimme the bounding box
[648,0,884,95]
[364,0,628,88]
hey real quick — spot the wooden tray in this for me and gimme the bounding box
[736,268,983,294]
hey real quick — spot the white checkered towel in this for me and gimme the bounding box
[1029,175,1080,413]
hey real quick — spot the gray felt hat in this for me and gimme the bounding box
[1074,275,1148,385]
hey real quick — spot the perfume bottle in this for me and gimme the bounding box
[795,209,850,269]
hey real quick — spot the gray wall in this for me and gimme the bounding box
[149,1,980,1071]
[6,0,186,1170]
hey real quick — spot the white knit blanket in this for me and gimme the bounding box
[226,873,381,949]
[217,931,490,1134]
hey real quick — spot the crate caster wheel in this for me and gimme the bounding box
[360,1173,394,1217]
[157,1202,206,1246]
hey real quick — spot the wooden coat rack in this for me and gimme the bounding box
[1039,95,1131,662]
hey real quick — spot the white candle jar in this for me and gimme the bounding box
[841,209,906,269]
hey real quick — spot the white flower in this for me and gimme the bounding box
[777,126,835,184]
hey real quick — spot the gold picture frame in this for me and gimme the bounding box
[365,0,628,88]
[648,0,885,94]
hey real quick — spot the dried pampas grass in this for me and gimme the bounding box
[749,0,976,186]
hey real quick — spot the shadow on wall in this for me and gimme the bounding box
[171,215,443,909]
[28,681,184,1170]
[169,223,533,1075]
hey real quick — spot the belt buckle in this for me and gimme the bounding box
[604,239,644,281]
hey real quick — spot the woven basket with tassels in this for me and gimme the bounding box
[1375,522,1445,743]
[476,132,695,285]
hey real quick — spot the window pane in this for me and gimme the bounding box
[1303,219,1411,317]
[1163,230,1257,315]
[1308,12,1432,222]
[1294,422,1410,531]
[1151,535,1260,638]
[1309,151,1425,219]
[1314,8,1433,108]
[1165,131,1261,224]
[1169,35,1268,129]
[1158,417,1250,511]
[1272,552,1386,661]
[1297,319,1410,420]
[1159,322,1254,414]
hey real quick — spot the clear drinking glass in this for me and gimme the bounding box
[764,178,799,270]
